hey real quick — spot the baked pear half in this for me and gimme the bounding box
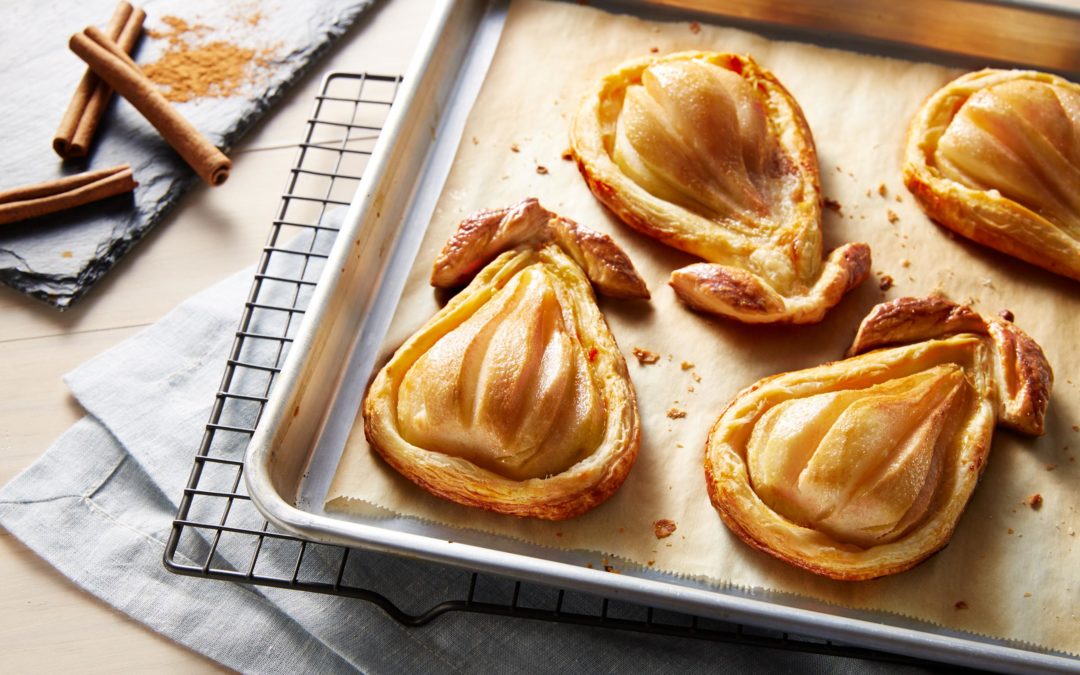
[705,296,1052,580]
[904,69,1080,281]
[364,199,648,520]
[571,51,870,324]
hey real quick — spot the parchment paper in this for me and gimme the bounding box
[327,0,1080,655]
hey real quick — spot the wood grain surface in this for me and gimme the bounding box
[0,0,432,670]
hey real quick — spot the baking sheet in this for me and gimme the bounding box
[325,0,1080,657]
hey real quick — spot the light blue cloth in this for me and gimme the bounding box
[0,233,921,673]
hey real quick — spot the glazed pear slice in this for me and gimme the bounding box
[905,69,1080,281]
[572,51,871,324]
[747,365,966,548]
[364,199,647,520]
[706,296,1052,580]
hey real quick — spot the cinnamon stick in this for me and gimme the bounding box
[0,165,138,226]
[69,28,232,186]
[53,2,146,160]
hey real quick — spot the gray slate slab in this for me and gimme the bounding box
[0,0,374,308]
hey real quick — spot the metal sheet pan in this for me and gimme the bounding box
[245,1,1080,671]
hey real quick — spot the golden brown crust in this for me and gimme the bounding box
[366,205,644,520]
[669,242,871,324]
[850,296,1053,435]
[705,297,1053,580]
[847,295,986,355]
[669,263,786,317]
[903,69,1080,282]
[571,51,870,323]
[431,198,649,300]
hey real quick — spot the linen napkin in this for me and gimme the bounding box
[0,227,922,673]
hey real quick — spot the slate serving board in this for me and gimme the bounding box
[0,0,374,308]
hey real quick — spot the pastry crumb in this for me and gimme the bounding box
[689,21,701,33]
[692,371,702,383]
[471,136,479,145]
[676,443,684,448]
[1024,592,1032,598]
[895,193,903,202]
[877,183,888,197]
[604,565,619,573]
[955,600,968,610]
[1046,464,1056,471]
[824,197,843,213]
[1008,528,1015,535]
[1029,494,1043,510]
[632,347,660,365]
[687,386,695,393]
[647,559,655,566]
[586,563,593,569]
[561,148,574,161]
[887,209,900,224]
[535,165,549,175]
[61,250,73,258]
[900,258,911,268]
[510,143,520,153]
[680,360,694,370]
[666,407,687,419]
[878,275,894,291]
[649,46,659,53]
[653,519,678,539]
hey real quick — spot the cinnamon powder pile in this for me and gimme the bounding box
[142,15,275,103]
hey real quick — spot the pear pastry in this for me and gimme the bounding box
[904,69,1080,281]
[364,199,648,520]
[705,296,1052,580]
[571,51,871,324]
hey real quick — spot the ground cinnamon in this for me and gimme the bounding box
[143,15,275,103]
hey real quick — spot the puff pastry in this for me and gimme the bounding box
[705,296,1052,580]
[364,199,648,520]
[904,69,1080,281]
[571,51,871,324]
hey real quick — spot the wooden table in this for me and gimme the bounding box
[0,1,432,670]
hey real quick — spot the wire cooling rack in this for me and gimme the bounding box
[164,72,953,671]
